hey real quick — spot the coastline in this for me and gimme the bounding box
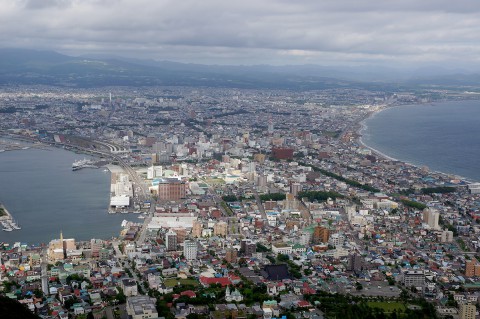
[356,102,476,184]
[358,108,399,162]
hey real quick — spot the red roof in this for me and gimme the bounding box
[180,290,197,298]
[297,300,311,308]
[199,276,231,287]
[303,287,316,295]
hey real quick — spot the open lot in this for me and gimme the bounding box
[164,278,199,288]
[367,301,406,313]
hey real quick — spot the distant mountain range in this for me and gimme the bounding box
[0,48,479,89]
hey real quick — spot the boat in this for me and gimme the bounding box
[10,221,20,230]
[138,215,145,219]
[2,226,13,232]
[108,210,116,214]
[72,159,97,171]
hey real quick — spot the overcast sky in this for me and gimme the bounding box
[1,0,480,68]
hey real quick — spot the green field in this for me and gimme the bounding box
[367,301,406,313]
[203,178,225,185]
[164,278,199,288]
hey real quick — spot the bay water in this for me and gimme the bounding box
[0,145,133,245]
[362,100,480,182]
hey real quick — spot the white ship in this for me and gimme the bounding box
[72,159,97,171]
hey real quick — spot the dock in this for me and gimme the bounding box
[0,203,21,232]
[0,139,50,152]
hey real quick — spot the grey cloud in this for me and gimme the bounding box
[1,0,480,67]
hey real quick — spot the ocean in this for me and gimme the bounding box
[0,144,134,245]
[362,99,480,182]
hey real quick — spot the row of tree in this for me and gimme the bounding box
[298,162,380,193]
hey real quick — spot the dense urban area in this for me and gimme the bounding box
[2,85,480,319]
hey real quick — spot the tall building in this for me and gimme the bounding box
[271,147,294,160]
[459,303,476,319]
[214,221,228,237]
[156,178,186,200]
[240,240,256,256]
[440,230,454,243]
[328,233,345,247]
[165,230,177,251]
[192,220,203,238]
[256,174,267,188]
[313,226,330,244]
[173,228,187,244]
[91,239,104,258]
[290,183,302,196]
[48,231,76,262]
[464,259,480,277]
[284,193,299,210]
[225,248,238,263]
[183,240,198,260]
[423,208,440,230]
[147,165,163,179]
[402,270,425,288]
[347,253,363,272]
[267,119,274,134]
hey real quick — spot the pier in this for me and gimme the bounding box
[0,203,21,232]
[0,139,50,152]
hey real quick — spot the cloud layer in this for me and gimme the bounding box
[1,0,480,67]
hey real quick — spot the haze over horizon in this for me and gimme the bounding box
[1,0,480,71]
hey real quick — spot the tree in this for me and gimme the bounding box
[64,297,79,310]
[33,288,43,298]
[116,288,126,304]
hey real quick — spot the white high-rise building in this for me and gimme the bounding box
[423,208,440,230]
[183,240,198,260]
[328,233,345,248]
[147,166,163,179]
[268,119,274,134]
[440,230,454,243]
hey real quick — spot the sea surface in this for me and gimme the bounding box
[0,144,134,245]
[362,99,480,182]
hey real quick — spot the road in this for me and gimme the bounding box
[253,190,267,219]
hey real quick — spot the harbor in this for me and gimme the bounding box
[0,203,21,232]
[0,146,131,244]
[72,158,110,171]
[0,138,50,152]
